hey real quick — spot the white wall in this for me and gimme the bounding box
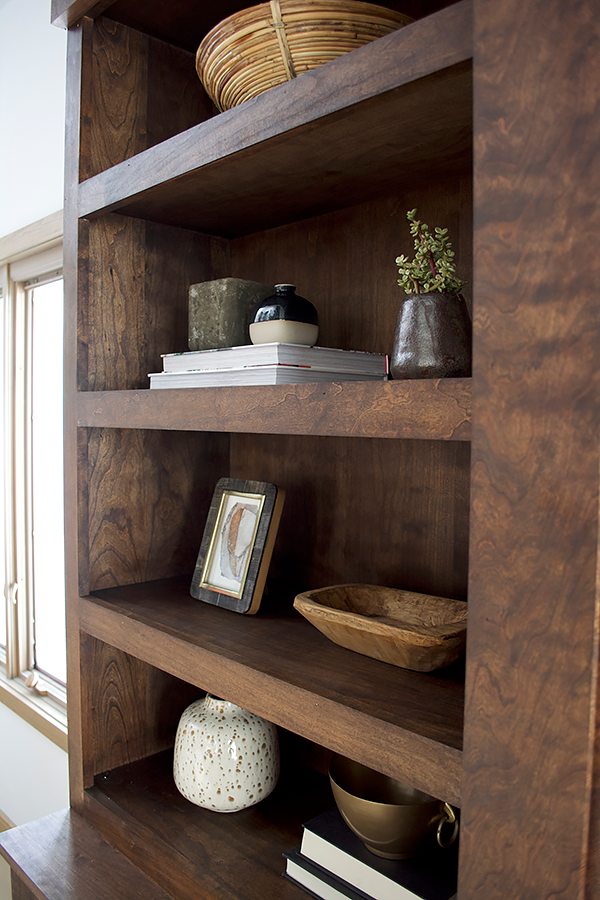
[0,0,67,238]
[0,2,69,896]
[0,706,69,826]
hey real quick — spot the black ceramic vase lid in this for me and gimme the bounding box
[253,284,318,325]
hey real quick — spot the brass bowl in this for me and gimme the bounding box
[294,584,467,672]
[329,755,444,859]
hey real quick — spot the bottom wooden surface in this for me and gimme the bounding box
[84,749,332,900]
[0,753,334,900]
[0,808,171,900]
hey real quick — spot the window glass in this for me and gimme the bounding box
[0,286,5,651]
[30,279,65,684]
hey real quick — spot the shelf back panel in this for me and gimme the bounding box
[231,433,470,602]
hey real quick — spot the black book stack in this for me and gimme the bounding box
[283,808,458,900]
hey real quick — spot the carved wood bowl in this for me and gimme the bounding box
[293,584,467,672]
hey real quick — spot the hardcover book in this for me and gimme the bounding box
[149,365,385,389]
[160,342,388,375]
[298,808,458,900]
[284,846,375,900]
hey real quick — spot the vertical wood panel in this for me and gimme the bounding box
[64,20,87,808]
[10,871,37,900]
[461,1,600,897]
[80,17,149,179]
[79,16,213,180]
[85,429,228,591]
[81,214,227,392]
[80,635,200,783]
[231,434,470,602]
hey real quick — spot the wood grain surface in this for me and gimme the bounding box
[63,21,88,807]
[84,753,331,900]
[79,634,200,783]
[0,809,172,900]
[76,2,472,231]
[460,1,600,898]
[80,581,464,804]
[75,379,472,441]
[80,214,227,392]
[82,428,227,592]
[10,874,38,900]
[79,16,211,180]
[231,434,470,603]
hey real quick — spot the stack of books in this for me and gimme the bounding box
[148,343,389,389]
[283,808,458,900]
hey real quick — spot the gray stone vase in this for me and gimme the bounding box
[390,291,472,380]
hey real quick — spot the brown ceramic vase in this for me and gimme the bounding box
[390,291,472,380]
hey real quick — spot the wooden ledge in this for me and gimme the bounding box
[75,379,472,442]
[0,809,171,900]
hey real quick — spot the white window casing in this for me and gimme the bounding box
[0,212,67,749]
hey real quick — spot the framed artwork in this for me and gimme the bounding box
[191,478,285,614]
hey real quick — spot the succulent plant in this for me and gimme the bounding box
[396,209,465,295]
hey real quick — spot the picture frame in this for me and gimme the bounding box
[190,478,285,614]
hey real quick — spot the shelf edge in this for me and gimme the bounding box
[51,0,113,29]
[74,379,472,442]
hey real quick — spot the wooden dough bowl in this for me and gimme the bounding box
[293,584,467,672]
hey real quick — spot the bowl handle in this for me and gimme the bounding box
[435,802,459,848]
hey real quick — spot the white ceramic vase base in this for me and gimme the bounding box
[249,320,319,346]
[173,695,280,813]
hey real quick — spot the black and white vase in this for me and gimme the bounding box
[250,283,319,346]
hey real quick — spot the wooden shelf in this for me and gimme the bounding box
[53,0,457,52]
[75,378,472,441]
[0,808,172,900]
[84,753,330,900]
[80,577,464,805]
[76,1,472,236]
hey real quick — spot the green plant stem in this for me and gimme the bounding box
[421,235,438,280]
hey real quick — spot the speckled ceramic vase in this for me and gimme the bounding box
[173,694,280,813]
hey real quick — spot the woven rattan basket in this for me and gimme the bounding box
[196,0,413,112]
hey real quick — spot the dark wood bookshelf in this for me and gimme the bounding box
[75,2,472,235]
[4,0,599,898]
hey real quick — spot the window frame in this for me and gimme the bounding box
[0,211,67,751]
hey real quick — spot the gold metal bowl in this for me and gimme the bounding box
[329,755,451,859]
[294,584,467,672]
